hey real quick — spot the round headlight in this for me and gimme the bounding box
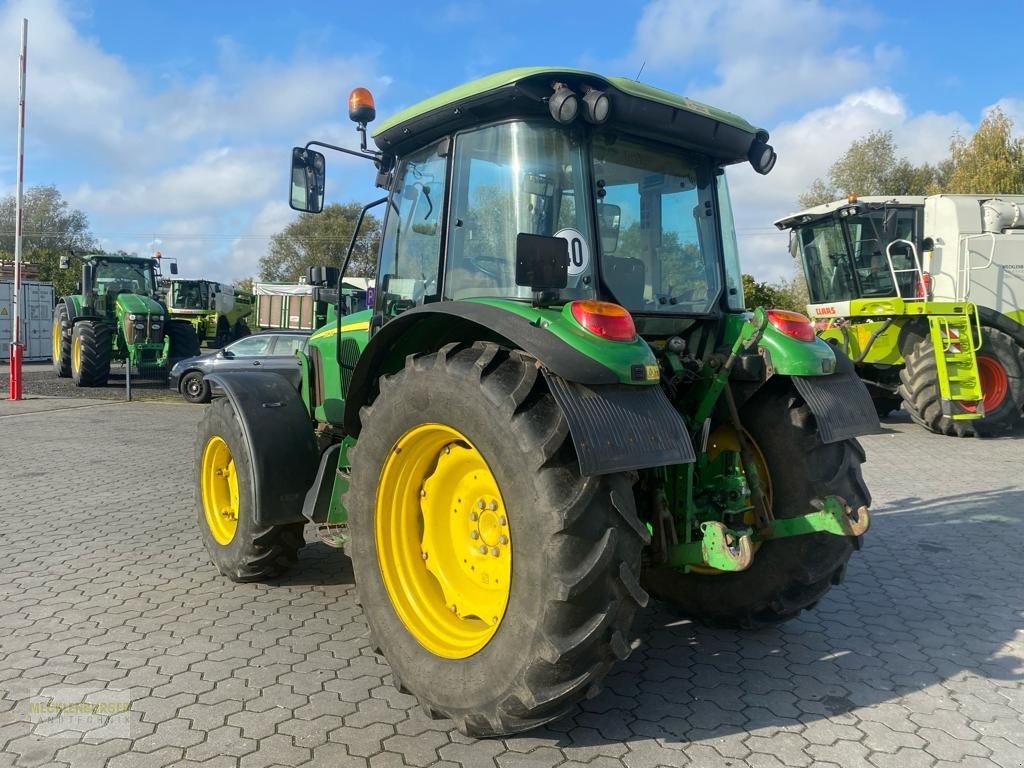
[581,89,610,124]
[747,139,778,175]
[548,84,578,124]
[129,314,138,321]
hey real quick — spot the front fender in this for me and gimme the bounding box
[207,371,318,526]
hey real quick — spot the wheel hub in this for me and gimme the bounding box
[375,424,512,658]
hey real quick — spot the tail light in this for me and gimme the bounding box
[767,308,816,342]
[569,300,637,342]
[916,272,933,299]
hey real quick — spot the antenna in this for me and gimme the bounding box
[635,60,646,81]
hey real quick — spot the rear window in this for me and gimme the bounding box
[273,335,307,356]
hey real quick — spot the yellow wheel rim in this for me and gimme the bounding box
[52,321,61,362]
[375,423,512,659]
[689,425,773,575]
[71,333,81,374]
[200,435,240,545]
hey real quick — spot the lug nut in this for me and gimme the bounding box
[420,489,427,497]
[421,552,428,560]
[498,535,508,545]
[492,616,498,625]
[490,547,500,557]
[476,499,485,510]
[498,516,507,526]
[488,500,498,511]
[449,604,457,613]
[478,545,488,554]
[470,531,479,540]
[443,445,451,454]
[469,511,478,521]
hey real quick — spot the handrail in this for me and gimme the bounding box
[885,239,925,300]
[956,233,996,301]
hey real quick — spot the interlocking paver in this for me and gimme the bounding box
[0,401,1021,768]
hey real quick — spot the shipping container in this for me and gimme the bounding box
[0,281,55,361]
[254,283,316,330]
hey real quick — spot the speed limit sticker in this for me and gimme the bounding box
[554,228,590,276]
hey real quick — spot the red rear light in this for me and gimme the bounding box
[570,300,637,342]
[916,272,933,299]
[767,308,816,342]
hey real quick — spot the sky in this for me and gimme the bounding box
[1,0,1022,284]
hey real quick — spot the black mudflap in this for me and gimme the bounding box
[542,371,695,476]
[792,372,882,444]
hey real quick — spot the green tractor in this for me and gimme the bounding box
[52,253,201,386]
[163,276,254,348]
[194,69,880,736]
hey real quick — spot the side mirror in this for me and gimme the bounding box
[515,233,568,292]
[597,203,621,254]
[306,266,340,287]
[169,262,178,275]
[290,147,326,213]
[59,255,70,270]
[220,348,235,359]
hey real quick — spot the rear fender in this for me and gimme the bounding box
[789,349,882,443]
[206,371,318,526]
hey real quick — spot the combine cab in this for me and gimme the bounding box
[194,68,881,735]
[52,253,200,386]
[777,194,1024,436]
[164,277,253,348]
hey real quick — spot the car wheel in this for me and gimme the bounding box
[181,371,211,404]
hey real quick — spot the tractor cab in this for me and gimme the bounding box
[80,255,163,316]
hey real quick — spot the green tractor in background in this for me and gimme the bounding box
[194,69,880,736]
[162,275,254,348]
[52,253,201,386]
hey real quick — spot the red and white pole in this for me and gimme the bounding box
[9,18,27,401]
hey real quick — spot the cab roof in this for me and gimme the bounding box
[774,196,928,230]
[372,67,767,165]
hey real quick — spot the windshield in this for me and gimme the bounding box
[445,121,594,301]
[592,135,721,314]
[94,260,157,297]
[169,281,210,309]
[794,207,919,303]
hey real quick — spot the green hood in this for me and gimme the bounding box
[115,292,165,318]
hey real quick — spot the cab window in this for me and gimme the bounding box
[376,141,448,316]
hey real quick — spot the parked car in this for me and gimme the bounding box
[169,329,309,403]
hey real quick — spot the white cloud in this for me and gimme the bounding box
[625,0,896,119]
[727,89,971,281]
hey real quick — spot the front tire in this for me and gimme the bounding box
[70,321,111,387]
[181,370,211,404]
[52,304,71,377]
[167,319,201,360]
[346,342,647,737]
[643,385,870,629]
[196,398,305,581]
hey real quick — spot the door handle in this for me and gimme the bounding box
[252,360,262,366]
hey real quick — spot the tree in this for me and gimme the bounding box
[259,203,381,282]
[947,108,1024,194]
[798,131,949,208]
[0,185,97,296]
[233,276,255,294]
[742,273,808,314]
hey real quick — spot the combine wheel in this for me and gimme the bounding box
[899,327,1024,436]
[196,398,305,581]
[70,321,112,387]
[52,304,72,377]
[346,342,646,737]
[643,386,870,629]
[167,319,201,359]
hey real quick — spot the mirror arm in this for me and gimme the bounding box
[336,195,388,368]
[305,140,380,162]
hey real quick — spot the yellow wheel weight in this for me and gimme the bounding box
[200,435,240,545]
[375,424,512,659]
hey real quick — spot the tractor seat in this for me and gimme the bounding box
[604,257,646,308]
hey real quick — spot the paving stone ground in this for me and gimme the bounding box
[0,400,1021,768]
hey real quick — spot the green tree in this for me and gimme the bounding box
[259,202,381,282]
[947,108,1024,194]
[0,185,97,296]
[798,130,949,208]
[233,276,255,294]
[742,272,808,313]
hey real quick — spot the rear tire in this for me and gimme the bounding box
[346,342,647,737]
[642,385,870,629]
[52,304,71,377]
[196,398,305,581]
[167,319,201,360]
[973,327,1024,434]
[70,321,111,387]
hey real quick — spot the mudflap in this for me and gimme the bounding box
[791,371,882,443]
[542,370,695,476]
[207,372,318,525]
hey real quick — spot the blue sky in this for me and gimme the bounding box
[1,0,1021,283]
